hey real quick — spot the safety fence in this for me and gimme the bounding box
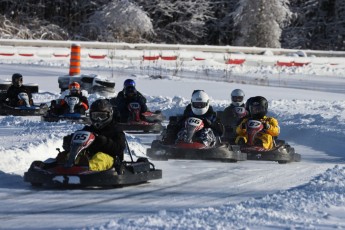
[1,39,345,67]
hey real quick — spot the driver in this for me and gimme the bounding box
[5,73,33,106]
[50,82,89,115]
[163,90,224,145]
[112,79,147,122]
[235,96,280,150]
[56,99,126,171]
[220,88,248,144]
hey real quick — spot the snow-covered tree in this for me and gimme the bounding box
[134,0,214,44]
[85,0,153,42]
[284,0,345,51]
[232,0,292,48]
[205,1,238,45]
[0,0,108,40]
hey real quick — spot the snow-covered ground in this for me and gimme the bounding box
[0,47,344,230]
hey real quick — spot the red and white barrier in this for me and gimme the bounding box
[0,41,344,67]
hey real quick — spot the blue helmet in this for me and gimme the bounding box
[123,79,136,88]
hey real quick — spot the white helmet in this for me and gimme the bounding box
[231,89,245,106]
[191,90,209,115]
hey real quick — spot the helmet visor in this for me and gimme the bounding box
[192,102,208,109]
[14,78,23,86]
[124,86,137,97]
[250,105,265,115]
[232,96,243,102]
[90,111,110,121]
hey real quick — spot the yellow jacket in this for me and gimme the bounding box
[236,116,280,149]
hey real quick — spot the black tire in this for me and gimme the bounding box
[278,160,288,164]
[24,84,39,94]
[31,182,43,187]
[137,157,149,163]
[0,83,11,92]
[221,158,238,163]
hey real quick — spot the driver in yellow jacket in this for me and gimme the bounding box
[235,96,280,150]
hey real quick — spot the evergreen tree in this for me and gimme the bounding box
[232,0,291,48]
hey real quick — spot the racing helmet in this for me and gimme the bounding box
[12,73,23,87]
[231,89,245,106]
[90,99,114,129]
[123,79,136,88]
[69,82,81,96]
[248,96,268,119]
[191,90,209,116]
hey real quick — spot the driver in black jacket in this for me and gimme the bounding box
[5,73,33,106]
[57,99,126,171]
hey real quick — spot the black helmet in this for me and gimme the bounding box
[90,99,113,129]
[12,73,23,87]
[248,96,268,119]
[124,86,137,98]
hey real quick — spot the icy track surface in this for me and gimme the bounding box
[0,63,344,230]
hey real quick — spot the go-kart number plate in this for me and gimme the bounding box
[129,102,140,109]
[235,107,246,114]
[67,96,79,104]
[72,131,91,143]
[53,176,80,184]
[187,118,202,126]
[247,120,261,128]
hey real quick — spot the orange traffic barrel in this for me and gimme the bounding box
[69,44,81,76]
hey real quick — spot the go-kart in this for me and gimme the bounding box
[147,116,246,162]
[0,92,48,116]
[42,96,90,124]
[24,130,162,187]
[238,119,301,164]
[117,102,165,133]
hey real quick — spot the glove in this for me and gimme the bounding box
[177,129,187,141]
[263,122,270,130]
[202,118,212,126]
[95,134,107,146]
[62,135,72,151]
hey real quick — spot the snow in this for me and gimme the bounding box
[0,45,345,230]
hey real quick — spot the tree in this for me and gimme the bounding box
[232,0,292,48]
[85,0,154,42]
[284,0,345,51]
[134,0,215,44]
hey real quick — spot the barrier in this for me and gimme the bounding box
[0,40,345,67]
[0,53,14,56]
[143,55,160,61]
[88,54,107,59]
[226,59,246,65]
[276,61,310,67]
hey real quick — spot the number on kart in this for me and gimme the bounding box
[73,133,89,141]
[248,120,261,128]
[187,118,201,125]
[235,107,245,113]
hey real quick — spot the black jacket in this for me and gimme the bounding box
[64,117,126,161]
[113,90,148,122]
[5,85,33,106]
[220,104,248,142]
[221,104,247,129]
